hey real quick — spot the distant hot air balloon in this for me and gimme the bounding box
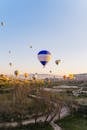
[37,50,51,67]
[63,75,67,80]
[30,45,32,48]
[9,50,11,54]
[55,59,61,66]
[68,74,74,80]
[0,21,5,26]
[14,70,19,77]
[24,73,29,78]
[49,70,52,73]
[9,62,12,67]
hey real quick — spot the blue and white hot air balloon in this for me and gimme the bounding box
[37,50,51,67]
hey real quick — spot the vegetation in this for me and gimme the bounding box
[0,75,75,122]
[56,114,87,130]
[0,74,87,129]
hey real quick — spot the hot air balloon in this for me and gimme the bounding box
[0,21,5,26]
[24,73,29,78]
[63,75,67,80]
[55,59,61,66]
[37,50,51,67]
[68,74,74,80]
[49,70,52,73]
[14,70,19,77]
[9,50,11,54]
[9,62,12,67]
[30,45,32,48]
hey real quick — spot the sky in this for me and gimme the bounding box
[0,0,87,76]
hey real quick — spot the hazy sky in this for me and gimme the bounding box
[0,0,87,75]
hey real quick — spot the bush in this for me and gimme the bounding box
[77,105,87,117]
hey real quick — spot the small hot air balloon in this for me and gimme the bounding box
[14,70,19,77]
[55,59,61,66]
[68,74,74,80]
[9,62,12,67]
[37,50,51,67]
[30,45,32,48]
[63,75,67,80]
[24,73,29,78]
[49,70,52,73]
[9,50,11,54]
[0,21,5,26]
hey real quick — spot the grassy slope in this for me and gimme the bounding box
[56,115,87,130]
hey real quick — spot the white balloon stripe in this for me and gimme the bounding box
[38,54,51,61]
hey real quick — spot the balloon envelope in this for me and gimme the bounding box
[14,70,19,77]
[0,21,5,26]
[30,45,32,48]
[49,70,52,73]
[9,62,12,66]
[55,60,61,65]
[24,73,29,78]
[68,74,74,79]
[9,50,11,54]
[37,50,51,67]
[63,75,67,80]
